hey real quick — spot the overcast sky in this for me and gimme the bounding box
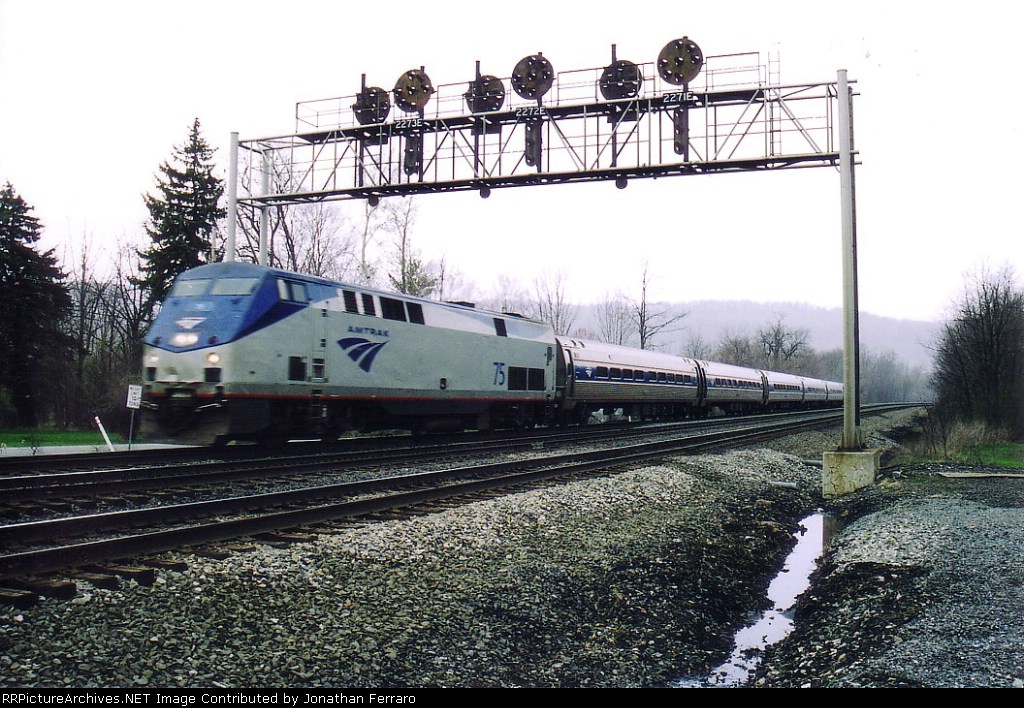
[2,0,1020,323]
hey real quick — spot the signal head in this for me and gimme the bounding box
[511,54,554,100]
[657,37,703,85]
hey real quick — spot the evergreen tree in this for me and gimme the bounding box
[137,118,225,321]
[0,182,73,427]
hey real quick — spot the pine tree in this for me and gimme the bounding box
[137,118,225,321]
[0,182,73,427]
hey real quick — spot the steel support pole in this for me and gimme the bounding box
[224,132,239,262]
[838,69,862,450]
[259,148,270,267]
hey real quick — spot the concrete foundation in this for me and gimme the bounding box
[822,448,882,497]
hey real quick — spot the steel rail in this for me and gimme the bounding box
[0,407,917,581]
[0,407,886,500]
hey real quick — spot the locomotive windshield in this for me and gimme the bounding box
[168,277,260,297]
[168,279,211,297]
[210,277,259,296]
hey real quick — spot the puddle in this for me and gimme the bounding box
[675,513,827,688]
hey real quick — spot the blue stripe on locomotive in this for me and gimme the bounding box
[144,263,316,353]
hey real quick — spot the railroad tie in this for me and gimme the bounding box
[0,586,39,609]
[2,576,77,600]
[81,564,157,586]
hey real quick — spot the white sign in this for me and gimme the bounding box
[126,384,143,410]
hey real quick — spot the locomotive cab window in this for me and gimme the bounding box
[342,290,359,314]
[277,279,309,304]
[361,293,376,317]
[381,297,406,322]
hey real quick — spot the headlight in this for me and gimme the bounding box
[170,332,199,346]
[206,352,221,365]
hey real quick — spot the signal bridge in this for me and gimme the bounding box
[230,47,848,208]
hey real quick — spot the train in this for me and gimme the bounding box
[139,261,843,445]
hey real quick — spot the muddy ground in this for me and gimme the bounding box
[755,465,1024,687]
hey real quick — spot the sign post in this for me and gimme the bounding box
[126,384,142,451]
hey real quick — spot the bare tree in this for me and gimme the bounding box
[931,265,1024,435]
[52,236,151,429]
[682,333,712,360]
[715,330,759,367]
[487,274,530,315]
[631,263,686,350]
[859,348,931,404]
[382,197,437,296]
[236,158,358,279]
[595,291,634,346]
[757,316,809,369]
[60,235,111,425]
[284,203,355,280]
[531,270,577,335]
[355,200,386,287]
[433,255,475,303]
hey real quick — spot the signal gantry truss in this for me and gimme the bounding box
[232,49,849,208]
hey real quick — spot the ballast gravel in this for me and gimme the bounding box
[2,408,1023,688]
[0,449,817,687]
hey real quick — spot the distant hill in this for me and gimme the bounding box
[575,300,938,371]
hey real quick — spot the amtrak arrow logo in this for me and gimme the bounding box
[338,337,387,372]
[176,317,205,330]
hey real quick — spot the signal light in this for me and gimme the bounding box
[393,69,434,112]
[465,72,506,113]
[600,59,642,100]
[657,37,703,85]
[352,85,390,125]
[511,54,554,100]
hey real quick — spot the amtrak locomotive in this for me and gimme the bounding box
[140,262,843,445]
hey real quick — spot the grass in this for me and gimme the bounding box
[958,443,1024,469]
[0,428,125,449]
[897,412,1024,468]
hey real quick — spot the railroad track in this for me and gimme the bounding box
[0,408,843,476]
[0,408,865,505]
[0,417,731,475]
[0,405,915,603]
